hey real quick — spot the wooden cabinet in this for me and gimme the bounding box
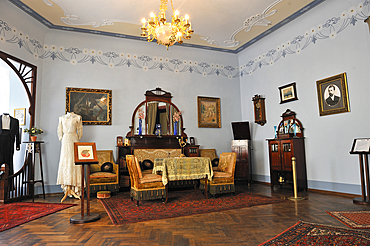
[184,145,199,157]
[267,138,307,190]
[267,109,307,190]
[231,140,252,184]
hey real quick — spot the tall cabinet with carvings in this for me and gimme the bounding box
[267,109,307,191]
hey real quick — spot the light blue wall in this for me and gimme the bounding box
[1,1,241,194]
[238,0,370,194]
[2,0,369,195]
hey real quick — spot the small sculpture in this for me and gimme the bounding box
[155,124,162,137]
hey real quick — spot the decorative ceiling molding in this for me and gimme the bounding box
[9,0,326,54]
[201,0,283,48]
[43,0,123,28]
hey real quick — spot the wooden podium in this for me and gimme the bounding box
[70,143,101,223]
[350,138,370,205]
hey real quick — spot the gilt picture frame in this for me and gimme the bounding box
[316,73,350,116]
[278,82,298,104]
[74,142,98,164]
[197,96,221,128]
[66,87,112,125]
[14,108,26,126]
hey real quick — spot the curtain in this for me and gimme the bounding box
[147,102,158,134]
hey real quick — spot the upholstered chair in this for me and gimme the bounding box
[89,150,119,194]
[200,152,237,196]
[199,149,219,167]
[126,155,167,206]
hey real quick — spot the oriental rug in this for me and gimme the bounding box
[327,211,370,229]
[100,188,284,225]
[259,221,370,245]
[0,202,75,232]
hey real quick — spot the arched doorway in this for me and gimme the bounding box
[0,51,37,129]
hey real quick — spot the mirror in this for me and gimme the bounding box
[129,88,184,137]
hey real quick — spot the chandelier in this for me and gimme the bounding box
[141,0,194,50]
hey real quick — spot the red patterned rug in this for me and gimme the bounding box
[327,211,370,229]
[0,202,75,232]
[100,188,284,225]
[259,221,370,245]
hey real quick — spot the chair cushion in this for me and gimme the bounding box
[142,159,154,170]
[90,172,117,184]
[218,154,231,172]
[101,162,113,173]
[213,171,232,178]
[139,173,163,184]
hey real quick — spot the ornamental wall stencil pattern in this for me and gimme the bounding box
[0,1,369,78]
[239,1,370,77]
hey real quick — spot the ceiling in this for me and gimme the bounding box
[9,0,325,53]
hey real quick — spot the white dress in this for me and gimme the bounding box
[56,112,84,196]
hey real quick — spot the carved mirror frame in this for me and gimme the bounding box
[127,88,187,138]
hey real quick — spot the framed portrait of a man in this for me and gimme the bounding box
[316,73,350,116]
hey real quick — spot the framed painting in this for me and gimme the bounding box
[197,96,221,128]
[66,87,112,125]
[316,73,350,116]
[278,82,298,104]
[74,142,98,164]
[14,108,26,126]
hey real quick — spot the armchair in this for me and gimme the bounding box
[89,150,119,194]
[126,155,167,206]
[199,149,219,167]
[200,152,237,196]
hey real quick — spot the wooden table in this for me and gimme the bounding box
[153,157,213,202]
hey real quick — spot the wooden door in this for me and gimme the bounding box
[281,140,293,171]
[269,140,281,171]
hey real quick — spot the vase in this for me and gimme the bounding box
[30,136,37,142]
[174,121,178,136]
[138,119,142,135]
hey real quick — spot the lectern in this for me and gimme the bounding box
[350,138,370,205]
[70,142,100,223]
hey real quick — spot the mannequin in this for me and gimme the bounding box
[56,112,84,202]
[0,113,20,175]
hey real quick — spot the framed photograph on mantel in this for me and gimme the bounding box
[66,87,112,125]
[316,72,350,116]
[197,96,221,128]
[278,82,298,104]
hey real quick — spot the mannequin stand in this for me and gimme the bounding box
[61,186,80,203]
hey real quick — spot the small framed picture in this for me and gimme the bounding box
[190,137,195,145]
[278,82,298,104]
[316,72,350,116]
[74,142,98,164]
[117,136,123,146]
[14,108,26,126]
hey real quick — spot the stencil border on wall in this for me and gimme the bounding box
[65,87,112,125]
[316,72,350,116]
[197,96,221,128]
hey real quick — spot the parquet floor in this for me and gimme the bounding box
[1,183,369,245]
